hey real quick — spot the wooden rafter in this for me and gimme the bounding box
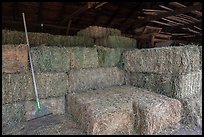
[105,5,121,27]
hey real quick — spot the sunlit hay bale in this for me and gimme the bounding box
[123,46,201,74]
[2,44,29,73]
[68,67,126,93]
[70,47,99,69]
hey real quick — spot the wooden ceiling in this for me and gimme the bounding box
[2,2,202,43]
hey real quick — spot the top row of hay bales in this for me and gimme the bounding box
[2,30,94,47]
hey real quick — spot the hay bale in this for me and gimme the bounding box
[107,28,121,36]
[2,29,25,45]
[2,44,29,73]
[2,72,68,104]
[67,86,137,134]
[95,36,137,48]
[48,35,94,47]
[31,46,71,72]
[173,70,202,100]
[132,90,182,135]
[97,46,124,67]
[198,46,202,69]
[35,72,69,98]
[2,102,25,134]
[68,67,126,93]
[25,96,65,121]
[123,46,201,74]
[2,73,34,104]
[128,72,174,97]
[77,26,109,38]
[128,70,202,100]
[70,47,99,69]
[28,32,50,46]
[181,94,202,128]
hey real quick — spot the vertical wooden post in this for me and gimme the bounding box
[66,19,72,35]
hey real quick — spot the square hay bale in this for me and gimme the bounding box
[2,73,34,104]
[2,44,29,73]
[123,46,201,74]
[97,46,124,67]
[48,35,94,47]
[107,28,121,36]
[28,32,51,46]
[70,47,99,69]
[127,72,174,97]
[2,30,25,45]
[31,46,71,72]
[68,67,126,93]
[173,70,202,100]
[181,94,202,128]
[77,26,109,38]
[95,36,136,48]
[2,72,68,104]
[35,72,69,98]
[67,86,137,135]
[132,90,182,135]
[25,96,65,121]
[198,46,202,69]
[2,102,25,134]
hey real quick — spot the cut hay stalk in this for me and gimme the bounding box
[2,44,29,73]
[31,46,71,72]
[68,67,126,93]
[95,36,137,48]
[123,45,201,74]
[70,47,99,69]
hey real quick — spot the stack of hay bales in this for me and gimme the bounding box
[2,29,94,47]
[67,86,182,135]
[123,45,202,128]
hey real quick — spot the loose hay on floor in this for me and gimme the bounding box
[31,46,71,72]
[25,96,65,121]
[95,36,137,48]
[2,72,69,104]
[70,47,99,69]
[68,67,126,93]
[123,46,201,74]
[2,44,28,73]
[2,102,25,134]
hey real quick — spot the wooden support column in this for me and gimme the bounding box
[66,19,72,35]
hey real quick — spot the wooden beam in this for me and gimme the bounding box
[37,2,43,23]
[105,6,121,27]
[146,4,202,21]
[66,19,72,35]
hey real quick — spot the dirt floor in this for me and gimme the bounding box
[3,114,202,135]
